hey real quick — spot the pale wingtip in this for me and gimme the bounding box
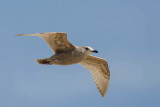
[100,91,106,98]
[99,80,109,98]
[14,34,19,36]
[101,94,105,98]
[15,34,25,36]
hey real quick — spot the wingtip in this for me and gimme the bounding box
[15,34,25,36]
[14,34,20,36]
[98,80,109,98]
[100,91,106,98]
[101,94,105,98]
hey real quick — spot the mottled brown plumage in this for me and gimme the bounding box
[16,32,110,97]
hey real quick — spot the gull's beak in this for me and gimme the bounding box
[92,50,98,53]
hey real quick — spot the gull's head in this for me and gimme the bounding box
[80,46,98,54]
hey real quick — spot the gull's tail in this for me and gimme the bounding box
[35,58,51,65]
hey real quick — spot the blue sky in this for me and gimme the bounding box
[0,0,160,107]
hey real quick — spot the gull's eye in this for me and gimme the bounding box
[85,47,89,50]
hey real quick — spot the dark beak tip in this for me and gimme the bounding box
[93,50,98,53]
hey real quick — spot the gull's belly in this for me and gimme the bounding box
[58,57,82,65]
[52,52,86,65]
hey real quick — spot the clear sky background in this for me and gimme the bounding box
[0,0,160,107]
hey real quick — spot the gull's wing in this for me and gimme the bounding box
[80,55,110,97]
[16,32,75,54]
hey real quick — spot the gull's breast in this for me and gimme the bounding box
[51,51,86,65]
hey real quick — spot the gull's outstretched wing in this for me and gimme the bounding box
[16,32,75,54]
[80,55,110,97]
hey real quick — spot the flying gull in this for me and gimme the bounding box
[16,32,110,97]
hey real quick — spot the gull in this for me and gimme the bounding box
[16,32,110,97]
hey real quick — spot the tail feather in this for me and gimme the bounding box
[35,58,51,65]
